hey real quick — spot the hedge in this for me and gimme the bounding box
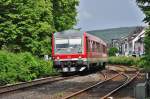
[108,56,140,66]
[0,50,58,85]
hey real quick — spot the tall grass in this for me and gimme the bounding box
[108,56,140,66]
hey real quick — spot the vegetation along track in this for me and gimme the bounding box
[0,75,78,94]
[63,70,139,99]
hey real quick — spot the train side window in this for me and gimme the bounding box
[101,44,103,53]
[91,41,94,52]
[88,40,91,52]
[98,43,100,52]
[86,39,90,52]
[103,45,105,53]
[92,41,95,52]
[86,38,88,52]
[95,42,98,52]
[102,44,103,53]
[94,42,96,52]
[95,42,97,52]
[104,46,107,53]
[99,43,102,53]
[99,43,101,52]
[97,42,100,52]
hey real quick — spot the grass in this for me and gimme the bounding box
[108,56,140,66]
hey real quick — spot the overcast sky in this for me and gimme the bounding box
[75,0,146,31]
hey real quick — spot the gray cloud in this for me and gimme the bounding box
[75,0,145,31]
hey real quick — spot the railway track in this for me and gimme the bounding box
[0,66,140,99]
[63,70,139,99]
[0,70,108,99]
[0,75,78,94]
[101,71,139,99]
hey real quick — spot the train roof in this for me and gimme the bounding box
[54,30,84,37]
[54,30,107,46]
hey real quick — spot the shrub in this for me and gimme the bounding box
[0,51,18,85]
[136,0,150,71]
[108,56,140,66]
[108,47,119,56]
[0,50,58,85]
[138,58,146,68]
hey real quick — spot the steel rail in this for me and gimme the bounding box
[63,72,122,99]
[98,71,107,80]
[0,75,78,94]
[100,71,139,99]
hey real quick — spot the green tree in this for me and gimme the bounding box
[108,47,119,56]
[52,0,79,31]
[0,0,55,56]
[0,0,79,56]
[136,0,150,70]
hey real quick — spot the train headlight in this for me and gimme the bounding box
[57,57,60,60]
[79,56,81,58]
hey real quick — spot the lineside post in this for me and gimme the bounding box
[146,72,150,97]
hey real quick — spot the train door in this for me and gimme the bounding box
[85,37,90,57]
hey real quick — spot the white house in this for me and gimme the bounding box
[112,27,145,56]
[132,30,145,56]
[122,29,145,56]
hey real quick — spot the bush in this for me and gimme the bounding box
[136,0,150,71]
[138,58,146,68]
[0,50,58,85]
[108,47,119,56]
[108,56,140,66]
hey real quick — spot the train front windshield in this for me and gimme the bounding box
[55,38,82,54]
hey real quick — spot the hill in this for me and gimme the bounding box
[87,27,139,44]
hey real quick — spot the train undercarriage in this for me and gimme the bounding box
[54,60,106,73]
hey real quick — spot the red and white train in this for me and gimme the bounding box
[52,30,108,73]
